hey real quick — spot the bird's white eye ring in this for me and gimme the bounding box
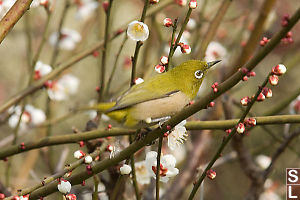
[194,70,203,79]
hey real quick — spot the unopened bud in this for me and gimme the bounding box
[160,56,168,65]
[206,169,217,180]
[240,96,251,106]
[102,1,109,13]
[150,0,159,4]
[245,118,256,127]
[272,64,286,76]
[189,0,197,9]
[74,150,86,159]
[237,123,245,134]
[208,102,215,107]
[256,93,265,102]
[84,155,93,164]
[269,75,279,85]
[180,44,191,54]
[154,64,165,73]
[163,18,173,27]
[262,87,272,98]
[176,0,187,6]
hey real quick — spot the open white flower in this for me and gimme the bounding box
[49,28,81,50]
[47,74,80,101]
[135,161,151,185]
[145,151,179,183]
[255,155,271,169]
[127,20,149,41]
[259,179,281,200]
[8,105,46,130]
[57,179,71,194]
[167,120,188,150]
[204,41,228,64]
[75,0,99,21]
[34,61,52,80]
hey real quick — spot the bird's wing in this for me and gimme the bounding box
[106,86,180,112]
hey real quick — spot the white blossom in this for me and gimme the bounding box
[47,74,80,101]
[8,105,46,131]
[255,155,271,169]
[145,151,179,183]
[34,61,52,80]
[120,164,132,175]
[127,21,149,41]
[84,155,93,164]
[75,0,99,21]
[167,120,188,150]
[49,28,81,50]
[57,179,71,194]
[204,41,228,64]
[135,161,151,185]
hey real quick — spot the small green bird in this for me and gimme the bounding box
[96,60,220,127]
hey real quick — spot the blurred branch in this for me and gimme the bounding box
[196,0,232,59]
[155,136,163,200]
[0,0,33,43]
[98,0,114,102]
[264,126,300,178]
[50,0,70,67]
[230,0,277,73]
[105,34,128,96]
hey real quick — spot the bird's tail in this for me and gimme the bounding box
[95,102,117,112]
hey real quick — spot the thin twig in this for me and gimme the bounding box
[156,135,163,200]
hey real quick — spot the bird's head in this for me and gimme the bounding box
[170,60,221,98]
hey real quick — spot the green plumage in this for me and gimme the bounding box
[97,60,215,127]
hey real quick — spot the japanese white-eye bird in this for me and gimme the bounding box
[95,60,220,127]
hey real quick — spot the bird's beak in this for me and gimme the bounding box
[207,60,221,69]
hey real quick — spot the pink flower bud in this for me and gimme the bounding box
[245,118,256,127]
[134,77,144,85]
[206,169,217,180]
[0,193,5,199]
[256,93,265,102]
[242,76,248,81]
[180,44,191,54]
[262,87,272,98]
[160,56,168,65]
[176,0,187,6]
[102,1,109,13]
[272,64,286,76]
[237,123,245,134]
[65,194,77,200]
[74,150,86,159]
[150,0,159,4]
[107,145,114,152]
[163,18,173,27]
[155,64,165,73]
[225,129,232,135]
[240,96,251,106]
[269,75,279,85]
[189,0,197,9]
[247,71,256,77]
[208,102,215,107]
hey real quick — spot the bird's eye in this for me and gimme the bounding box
[194,70,203,79]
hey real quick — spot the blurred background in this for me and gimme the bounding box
[0,0,299,199]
